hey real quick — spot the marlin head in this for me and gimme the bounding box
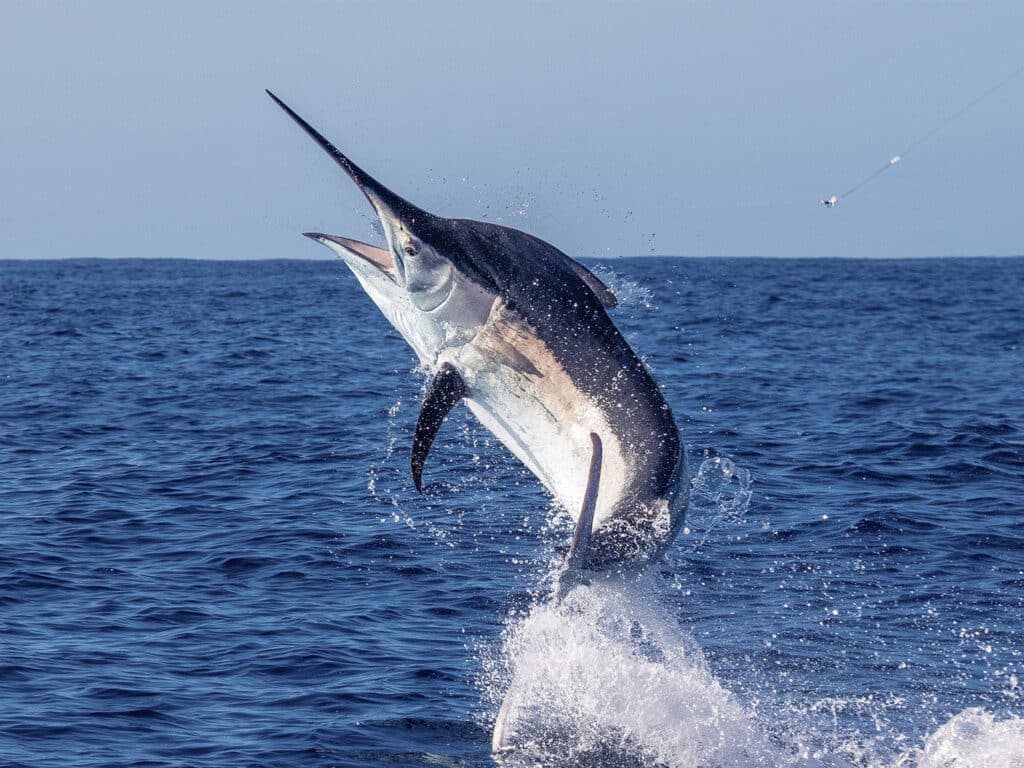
[268,92,461,302]
[267,90,496,361]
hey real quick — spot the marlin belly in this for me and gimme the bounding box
[444,300,638,532]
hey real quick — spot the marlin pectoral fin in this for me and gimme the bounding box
[569,262,618,309]
[411,363,468,493]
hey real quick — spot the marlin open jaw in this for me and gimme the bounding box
[267,90,688,582]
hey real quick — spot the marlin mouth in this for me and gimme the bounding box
[303,232,397,281]
[267,88,427,252]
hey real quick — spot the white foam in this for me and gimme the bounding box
[480,580,1024,768]
[481,581,805,767]
[901,708,1024,768]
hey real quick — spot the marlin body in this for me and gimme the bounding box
[267,91,687,581]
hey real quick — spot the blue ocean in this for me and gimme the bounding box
[2,256,1022,767]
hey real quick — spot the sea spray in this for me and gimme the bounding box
[481,580,1024,768]
[590,265,657,312]
[481,580,793,767]
[478,445,1024,767]
[909,708,1024,768]
[687,453,754,539]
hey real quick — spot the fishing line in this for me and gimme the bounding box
[822,62,1024,208]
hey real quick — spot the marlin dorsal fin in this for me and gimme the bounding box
[411,363,468,492]
[566,432,603,570]
[568,261,618,309]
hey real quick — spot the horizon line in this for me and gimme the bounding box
[2,254,1023,263]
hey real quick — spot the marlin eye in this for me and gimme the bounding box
[403,241,418,256]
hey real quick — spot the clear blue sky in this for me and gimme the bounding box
[1,1,1021,259]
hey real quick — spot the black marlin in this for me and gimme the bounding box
[267,90,687,585]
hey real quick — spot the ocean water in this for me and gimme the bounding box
[1,256,1022,767]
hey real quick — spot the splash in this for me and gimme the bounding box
[686,454,753,540]
[480,581,797,767]
[908,709,1024,768]
[589,265,657,311]
[367,385,529,545]
[478,441,1020,767]
[480,581,1024,768]
[365,394,1022,767]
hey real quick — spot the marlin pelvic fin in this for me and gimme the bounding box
[411,363,468,493]
[568,261,618,309]
[566,432,603,570]
[555,433,603,601]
